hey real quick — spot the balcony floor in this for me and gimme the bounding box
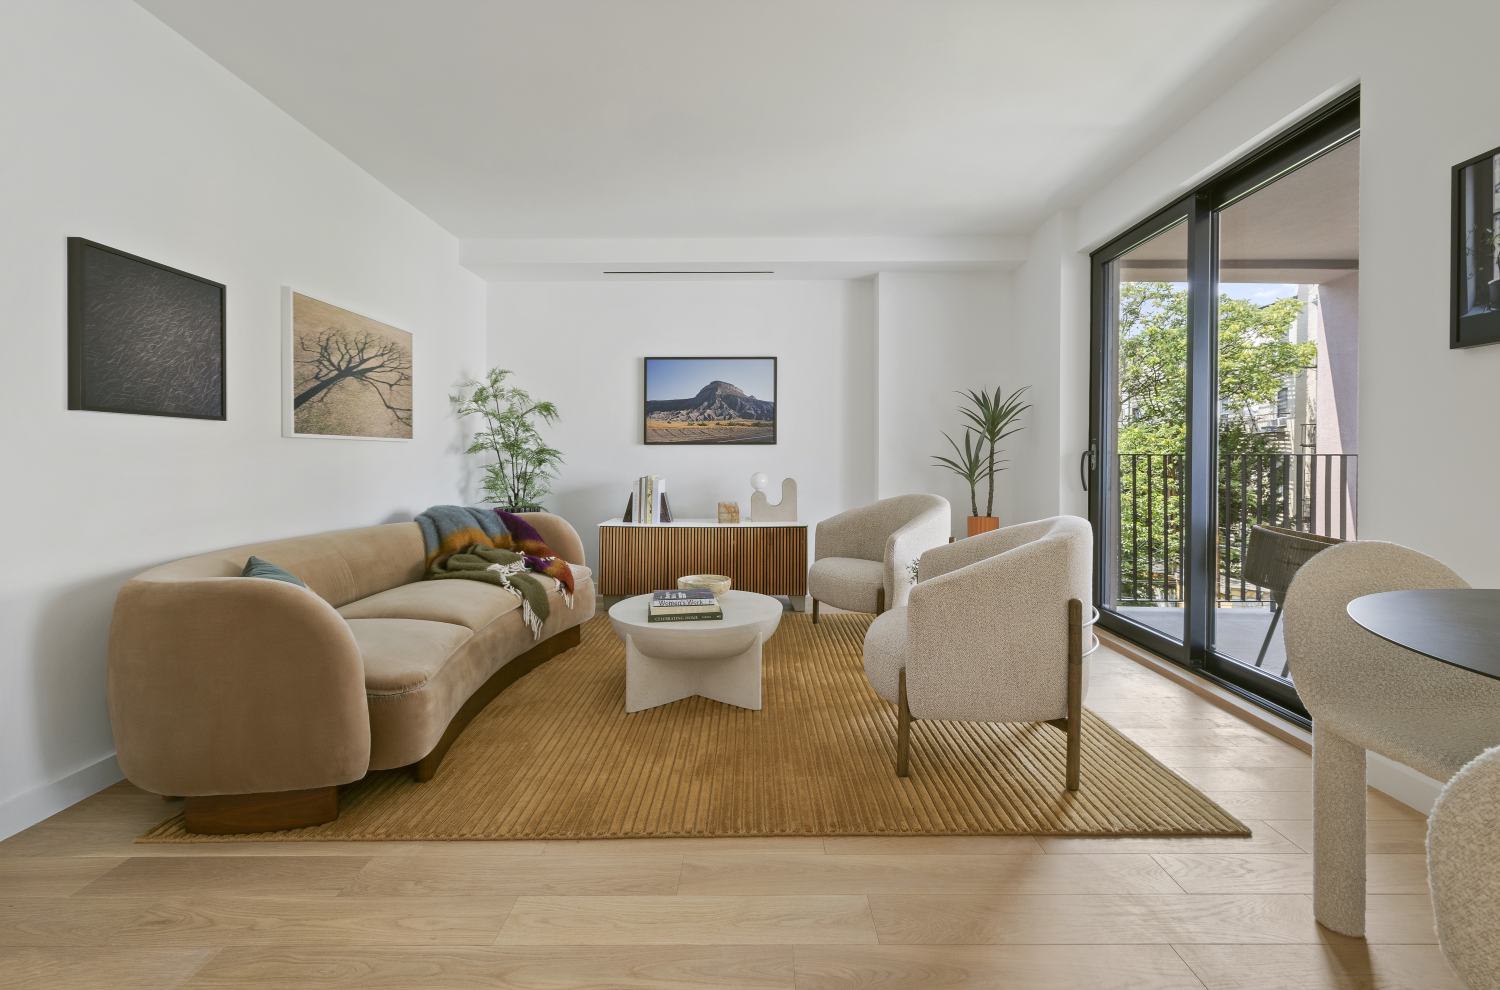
[1120,605,1290,678]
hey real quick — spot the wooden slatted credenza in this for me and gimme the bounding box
[598,518,808,601]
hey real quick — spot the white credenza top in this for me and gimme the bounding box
[599,517,805,528]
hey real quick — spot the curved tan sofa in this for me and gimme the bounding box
[108,512,595,834]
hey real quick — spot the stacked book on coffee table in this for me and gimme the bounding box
[648,589,723,622]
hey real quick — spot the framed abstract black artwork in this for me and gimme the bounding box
[67,238,226,418]
[1452,145,1500,349]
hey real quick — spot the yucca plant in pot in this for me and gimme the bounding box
[933,384,1030,537]
[451,368,563,512]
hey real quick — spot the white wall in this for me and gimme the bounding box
[486,272,1014,557]
[875,272,1014,536]
[486,279,878,565]
[1013,212,1090,523]
[0,0,487,838]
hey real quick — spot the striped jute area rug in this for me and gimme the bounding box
[138,612,1247,842]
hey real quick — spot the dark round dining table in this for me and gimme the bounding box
[1346,589,1500,682]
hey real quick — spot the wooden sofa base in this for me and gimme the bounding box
[184,786,338,835]
[410,623,583,782]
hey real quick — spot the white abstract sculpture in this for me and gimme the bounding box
[751,476,798,522]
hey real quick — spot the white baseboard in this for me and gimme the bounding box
[1367,752,1444,816]
[0,755,124,842]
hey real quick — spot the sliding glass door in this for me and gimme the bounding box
[1096,211,1191,659]
[1088,92,1359,721]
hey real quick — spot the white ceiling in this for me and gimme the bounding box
[140,0,1335,242]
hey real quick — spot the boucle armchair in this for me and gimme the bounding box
[861,515,1094,787]
[1282,541,1500,937]
[1428,744,1500,990]
[808,494,950,622]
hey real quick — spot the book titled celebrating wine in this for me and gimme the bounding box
[649,588,722,621]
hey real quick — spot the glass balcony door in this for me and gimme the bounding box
[1212,137,1359,686]
[1095,211,1191,660]
[1087,92,1358,722]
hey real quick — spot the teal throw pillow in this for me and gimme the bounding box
[241,556,308,588]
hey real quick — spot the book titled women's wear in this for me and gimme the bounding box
[647,588,722,622]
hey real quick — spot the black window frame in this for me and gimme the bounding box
[1087,89,1360,727]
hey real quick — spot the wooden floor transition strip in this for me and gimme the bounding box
[137,613,1249,842]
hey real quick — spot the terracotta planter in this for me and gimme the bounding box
[967,516,1000,537]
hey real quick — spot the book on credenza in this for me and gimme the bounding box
[624,476,672,524]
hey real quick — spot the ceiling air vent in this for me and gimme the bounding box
[602,271,774,275]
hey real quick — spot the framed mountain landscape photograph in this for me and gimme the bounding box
[644,356,776,444]
[283,289,413,440]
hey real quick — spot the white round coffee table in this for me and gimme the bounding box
[608,590,784,713]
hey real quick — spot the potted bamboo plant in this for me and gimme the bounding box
[451,368,563,512]
[933,385,1030,537]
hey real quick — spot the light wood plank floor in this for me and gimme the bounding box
[0,643,1457,989]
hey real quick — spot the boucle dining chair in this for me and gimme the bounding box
[1282,541,1500,938]
[1428,744,1500,990]
[861,515,1094,788]
[808,494,950,622]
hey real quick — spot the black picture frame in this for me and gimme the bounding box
[1452,145,1500,349]
[643,356,777,445]
[67,237,227,419]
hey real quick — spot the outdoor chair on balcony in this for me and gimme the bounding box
[1242,524,1342,676]
[1283,541,1500,938]
[1428,743,1500,990]
[860,516,1096,788]
[808,494,950,622]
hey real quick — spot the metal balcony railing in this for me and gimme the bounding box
[1115,453,1357,607]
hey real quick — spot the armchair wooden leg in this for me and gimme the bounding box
[1066,598,1083,791]
[896,668,911,777]
[812,598,820,624]
[876,587,885,616]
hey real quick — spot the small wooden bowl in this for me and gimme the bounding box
[678,574,731,596]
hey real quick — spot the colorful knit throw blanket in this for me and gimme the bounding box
[415,506,575,638]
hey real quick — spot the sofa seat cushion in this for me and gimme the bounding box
[338,580,520,631]
[347,618,474,696]
[808,556,884,613]
[337,565,593,632]
[364,570,598,771]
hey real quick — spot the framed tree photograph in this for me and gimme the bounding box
[643,356,776,444]
[1452,144,1500,348]
[283,289,413,440]
[67,238,226,419]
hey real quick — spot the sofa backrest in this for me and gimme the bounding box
[134,522,425,609]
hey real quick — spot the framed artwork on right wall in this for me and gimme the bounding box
[1452,144,1500,348]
